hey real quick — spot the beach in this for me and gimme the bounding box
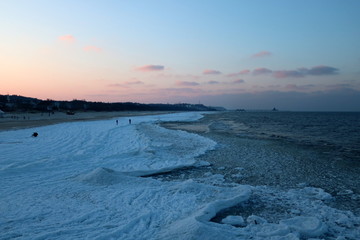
[0,111,174,131]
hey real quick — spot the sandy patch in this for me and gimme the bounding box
[0,111,174,131]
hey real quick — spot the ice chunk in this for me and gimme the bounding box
[231,173,243,178]
[334,212,355,228]
[76,167,123,185]
[291,187,332,201]
[303,187,332,200]
[274,233,300,240]
[247,215,268,225]
[280,216,327,238]
[289,209,301,215]
[335,236,348,240]
[256,223,290,237]
[337,189,353,196]
[296,182,308,188]
[221,215,246,227]
[196,185,252,222]
[194,160,211,167]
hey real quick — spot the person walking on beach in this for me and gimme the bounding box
[129,119,131,124]
[116,120,118,125]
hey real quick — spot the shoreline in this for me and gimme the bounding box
[2,111,359,238]
[0,111,175,131]
[160,112,360,215]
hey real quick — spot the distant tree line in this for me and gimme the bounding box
[0,95,219,112]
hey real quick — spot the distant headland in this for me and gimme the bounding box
[0,95,223,113]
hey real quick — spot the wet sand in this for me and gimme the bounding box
[0,111,174,131]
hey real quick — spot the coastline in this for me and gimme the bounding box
[0,111,175,131]
[1,111,359,238]
[160,112,360,215]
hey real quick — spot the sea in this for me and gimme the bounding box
[229,111,360,209]
[223,111,360,163]
[161,111,360,213]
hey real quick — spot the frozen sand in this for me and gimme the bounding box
[1,112,360,239]
[0,111,173,131]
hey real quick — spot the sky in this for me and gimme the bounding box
[1,0,360,111]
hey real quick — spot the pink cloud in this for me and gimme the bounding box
[203,69,222,75]
[58,35,75,43]
[240,69,250,75]
[307,65,339,75]
[272,66,338,78]
[326,83,352,90]
[285,84,304,90]
[208,81,220,84]
[157,74,201,80]
[285,84,315,91]
[125,80,144,85]
[83,45,102,52]
[273,70,305,78]
[233,79,245,84]
[136,65,165,72]
[108,83,129,89]
[252,51,272,58]
[176,81,199,86]
[253,68,273,75]
[226,69,250,77]
[108,80,144,89]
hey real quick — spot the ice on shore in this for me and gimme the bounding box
[280,216,327,238]
[1,112,359,239]
[222,215,246,226]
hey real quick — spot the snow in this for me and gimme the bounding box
[1,112,359,240]
[247,215,268,225]
[296,187,333,201]
[222,215,246,226]
[280,216,327,238]
[254,223,290,238]
[337,189,354,196]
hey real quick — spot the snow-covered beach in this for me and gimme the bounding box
[1,112,359,239]
[0,111,174,131]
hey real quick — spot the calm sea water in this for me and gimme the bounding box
[228,111,360,162]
